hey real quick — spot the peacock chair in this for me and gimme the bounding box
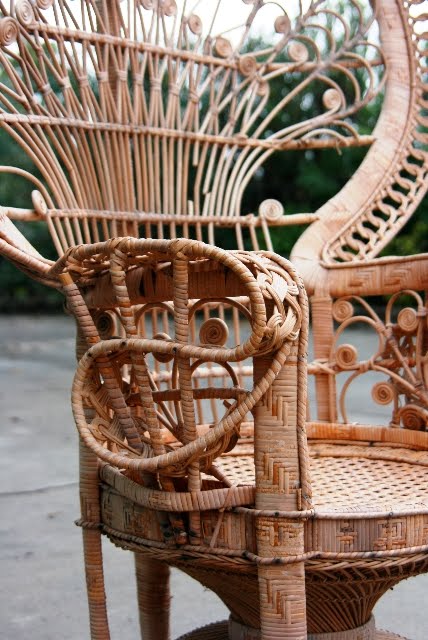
[0,1,428,639]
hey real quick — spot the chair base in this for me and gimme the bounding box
[175,619,409,640]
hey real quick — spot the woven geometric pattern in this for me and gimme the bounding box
[215,445,428,513]
[1,1,428,639]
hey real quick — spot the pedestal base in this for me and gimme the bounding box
[175,619,409,640]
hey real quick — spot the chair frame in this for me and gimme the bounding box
[0,1,428,639]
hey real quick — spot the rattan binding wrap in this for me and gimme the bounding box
[175,619,408,640]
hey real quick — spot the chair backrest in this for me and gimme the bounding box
[283,0,428,426]
[0,0,386,257]
[1,0,426,430]
[291,0,428,292]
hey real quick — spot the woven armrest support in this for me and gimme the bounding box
[63,237,310,505]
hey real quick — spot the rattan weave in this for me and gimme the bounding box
[175,620,408,640]
[0,1,427,639]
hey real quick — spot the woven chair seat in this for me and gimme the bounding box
[98,431,428,554]
[91,424,428,637]
[215,440,428,516]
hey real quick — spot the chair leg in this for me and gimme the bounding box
[79,440,110,639]
[134,554,171,640]
[75,316,110,638]
[82,527,110,640]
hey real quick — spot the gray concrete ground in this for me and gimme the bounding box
[1,316,427,639]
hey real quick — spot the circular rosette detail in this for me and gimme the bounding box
[335,344,358,368]
[332,299,354,323]
[288,41,309,64]
[397,307,419,334]
[258,199,284,221]
[199,318,229,347]
[153,333,174,363]
[371,381,395,405]
[35,0,54,8]
[322,88,342,111]
[238,55,257,78]
[140,0,155,9]
[214,37,233,58]
[161,0,177,17]
[398,404,426,431]
[256,80,269,96]
[93,311,116,340]
[31,190,48,216]
[188,14,202,35]
[0,17,19,47]
[274,14,291,35]
[16,0,34,25]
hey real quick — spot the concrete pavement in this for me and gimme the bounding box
[1,316,427,639]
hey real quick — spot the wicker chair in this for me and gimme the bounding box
[0,1,427,639]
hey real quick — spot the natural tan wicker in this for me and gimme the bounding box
[175,621,409,640]
[0,1,428,639]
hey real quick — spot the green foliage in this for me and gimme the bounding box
[387,214,428,257]
[0,132,62,312]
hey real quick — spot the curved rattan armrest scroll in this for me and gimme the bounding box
[71,334,298,474]
[0,207,58,288]
[67,238,309,495]
[55,237,303,358]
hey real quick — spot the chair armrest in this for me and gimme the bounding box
[72,335,293,473]
[324,252,428,299]
[309,253,428,426]
[64,237,310,508]
[0,207,58,288]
